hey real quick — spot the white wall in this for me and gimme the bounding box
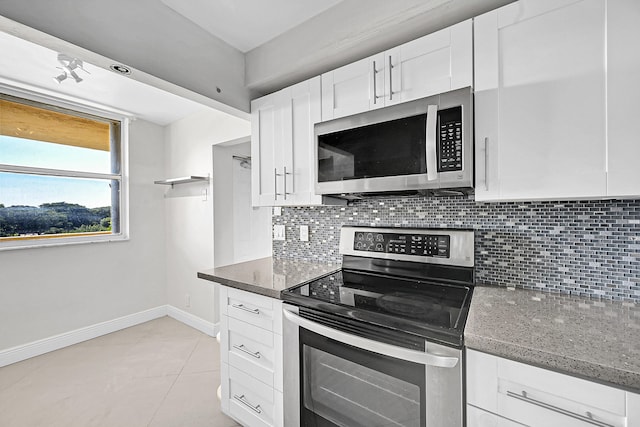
[213,141,271,268]
[164,109,250,325]
[0,119,167,351]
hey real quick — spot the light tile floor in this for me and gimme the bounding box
[0,317,240,427]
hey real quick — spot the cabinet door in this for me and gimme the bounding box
[321,53,385,121]
[386,19,472,106]
[606,0,640,197]
[279,77,322,206]
[474,0,607,201]
[251,91,282,206]
[628,392,640,426]
[252,78,324,207]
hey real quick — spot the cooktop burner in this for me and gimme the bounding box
[281,226,475,347]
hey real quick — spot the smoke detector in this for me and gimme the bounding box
[110,64,132,75]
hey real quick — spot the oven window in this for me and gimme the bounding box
[301,329,425,427]
[317,114,427,182]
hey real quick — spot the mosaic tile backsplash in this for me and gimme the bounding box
[272,196,640,301]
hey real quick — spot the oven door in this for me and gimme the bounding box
[283,304,463,427]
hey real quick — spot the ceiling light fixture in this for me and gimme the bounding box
[53,53,88,84]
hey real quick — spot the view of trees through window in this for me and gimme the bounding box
[0,202,111,238]
[0,94,122,243]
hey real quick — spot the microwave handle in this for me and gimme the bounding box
[283,307,458,368]
[425,104,439,181]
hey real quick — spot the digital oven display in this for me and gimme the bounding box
[353,231,450,257]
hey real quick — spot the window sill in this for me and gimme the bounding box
[0,232,129,251]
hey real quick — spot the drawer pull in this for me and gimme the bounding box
[506,390,614,427]
[233,344,261,359]
[231,304,260,315]
[233,394,262,414]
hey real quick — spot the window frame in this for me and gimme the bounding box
[0,85,130,250]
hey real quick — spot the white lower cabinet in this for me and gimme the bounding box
[467,405,525,427]
[466,349,639,427]
[219,286,283,427]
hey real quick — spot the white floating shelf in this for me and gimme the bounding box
[154,176,209,186]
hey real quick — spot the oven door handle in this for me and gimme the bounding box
[283,308,458,368]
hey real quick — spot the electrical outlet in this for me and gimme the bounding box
[273,224,285,241]
[300,225,309,242]
[185,293,191,308]
[273,206,282,216]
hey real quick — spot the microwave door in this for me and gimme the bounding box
[313,87,473,196]
[314,102,435,195]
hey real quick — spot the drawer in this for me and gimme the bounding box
[226,364,282,427]
[467,405,525,427]
[221,286,282,332]
[226,316,281,388]
[467,350,627,427]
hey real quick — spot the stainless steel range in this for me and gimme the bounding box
[281,226,475,427]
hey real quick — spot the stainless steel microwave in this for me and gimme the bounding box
[314,87,473,198]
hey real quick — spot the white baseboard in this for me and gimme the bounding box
[167,305,219,337]
[0,306,167,368]
[0,305,219,368]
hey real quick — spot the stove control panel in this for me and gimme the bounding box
[353,231,450,258]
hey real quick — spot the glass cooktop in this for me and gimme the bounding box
[281,269,472,346]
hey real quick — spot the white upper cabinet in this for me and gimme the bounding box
[251,77,324,207]
[475,0,640,201]
[251,90,280,206]
[606,0,640,197]
[321,53,385,121]
[321,19,472,121]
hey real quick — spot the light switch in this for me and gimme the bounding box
[300,225,309,242]
[273,224,285,241]
[273,207,282,216]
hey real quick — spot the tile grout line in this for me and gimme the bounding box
[145,334,203,427]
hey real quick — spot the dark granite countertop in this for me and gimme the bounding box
[197,257,340,299]
[200,258,640,392]
[465,286,640,393]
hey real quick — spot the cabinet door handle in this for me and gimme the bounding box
[233,344,261,359]
[274,168,279,200]
[483,137,489,191]
[283,166,292,200]
[372,61,378,104]
[388,55,394,101]
[233,394,262,414]
[231,303,260,315]
[425,104,439,181]
[506,390,614,427]
[275,167,291,200]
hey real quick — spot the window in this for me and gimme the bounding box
[0,92,127,249]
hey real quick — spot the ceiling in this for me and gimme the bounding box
[0,0,513,114]
[160,0,344,53]
[0,30,212,126]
